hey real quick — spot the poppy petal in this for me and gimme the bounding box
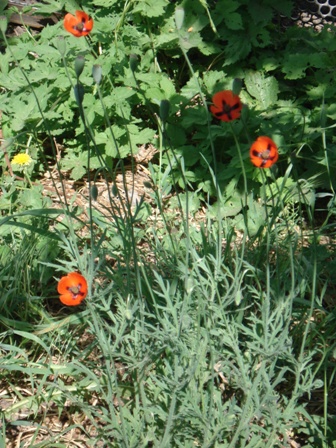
[64,10,93,37]
[250,136,278,168]
[57,272,88,306]
[60,292,85,306]
[210,90,243,122]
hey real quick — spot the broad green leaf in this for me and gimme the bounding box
[215,0,242,30]
[180,75,202,99]
[203,70,227,92]
[178,146,201,166]
[160,76,176,98]
[225,12,243,30]
[244,72,279,110]
[61,151,88,181]
[247,3,273,23]
[0,0,8,13]
[128,127,155,147]
[223,38,251,65]
[132,0,168,18]
[104,87,137,104]
[281,53,330,80]
[92,0,117,5]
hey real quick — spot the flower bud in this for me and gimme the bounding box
[74,55,85,78]
[57,36,67,57]
[129,54,139,73]
[241,104,249,122]
[160,99,170,124]
[91,184,98,201]
[232,78,242,96]
[0,15,7,34]
[92,64,102,85]
[111,183,118,196]
[175,7,184,30]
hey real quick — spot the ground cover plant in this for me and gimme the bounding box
[0,0,336,446]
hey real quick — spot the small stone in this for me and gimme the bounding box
[301,13,311,23]
[312,15,322,25]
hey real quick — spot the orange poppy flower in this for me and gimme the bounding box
[210,90,243,122]
[250,136,278,168]
[64,10,93,37]
[57,272,88,306]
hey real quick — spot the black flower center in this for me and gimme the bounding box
[215,100,240,120]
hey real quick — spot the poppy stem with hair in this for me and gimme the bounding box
[250,136,280,233]
[229,122,249,210]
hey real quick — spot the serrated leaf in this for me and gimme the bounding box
[214,0,242,31]
[224,12,243,30]
[91,0,117,5]
[137,72,162,88]
[237,198,266,235]
[273,0,294,16]
[202,70,227,92]
[154,31,179,49]
[146,87,168,104]
[180,75,202,99]
[281,53,329,80]
[129,127,155,148]
[179,31,203,51]
[132,0,168,18]
[61,151,88,181]
[109,87,136,103]
[247,3,273,23]
[35,0,65,14]
[223,38,251,65]
[210,193,242,218]
[181,108,208,127]
[160,76,176,98]
[244,72,279,110]
[178,146,201,166]
[252,28,271,48]
[198,39,222,56]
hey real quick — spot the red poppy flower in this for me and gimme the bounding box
[250,136,278,168]
[64,10,93,37]
[57,272,88,306]
[210,90,243,122]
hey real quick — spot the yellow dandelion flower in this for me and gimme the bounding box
[11,153,33,167]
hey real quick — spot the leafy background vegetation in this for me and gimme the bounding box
[0,0,336,446]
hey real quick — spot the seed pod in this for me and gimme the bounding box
[74,55,85,78]
[129,54,139,72]
[91,184,98,201]
[160,99,170,124]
